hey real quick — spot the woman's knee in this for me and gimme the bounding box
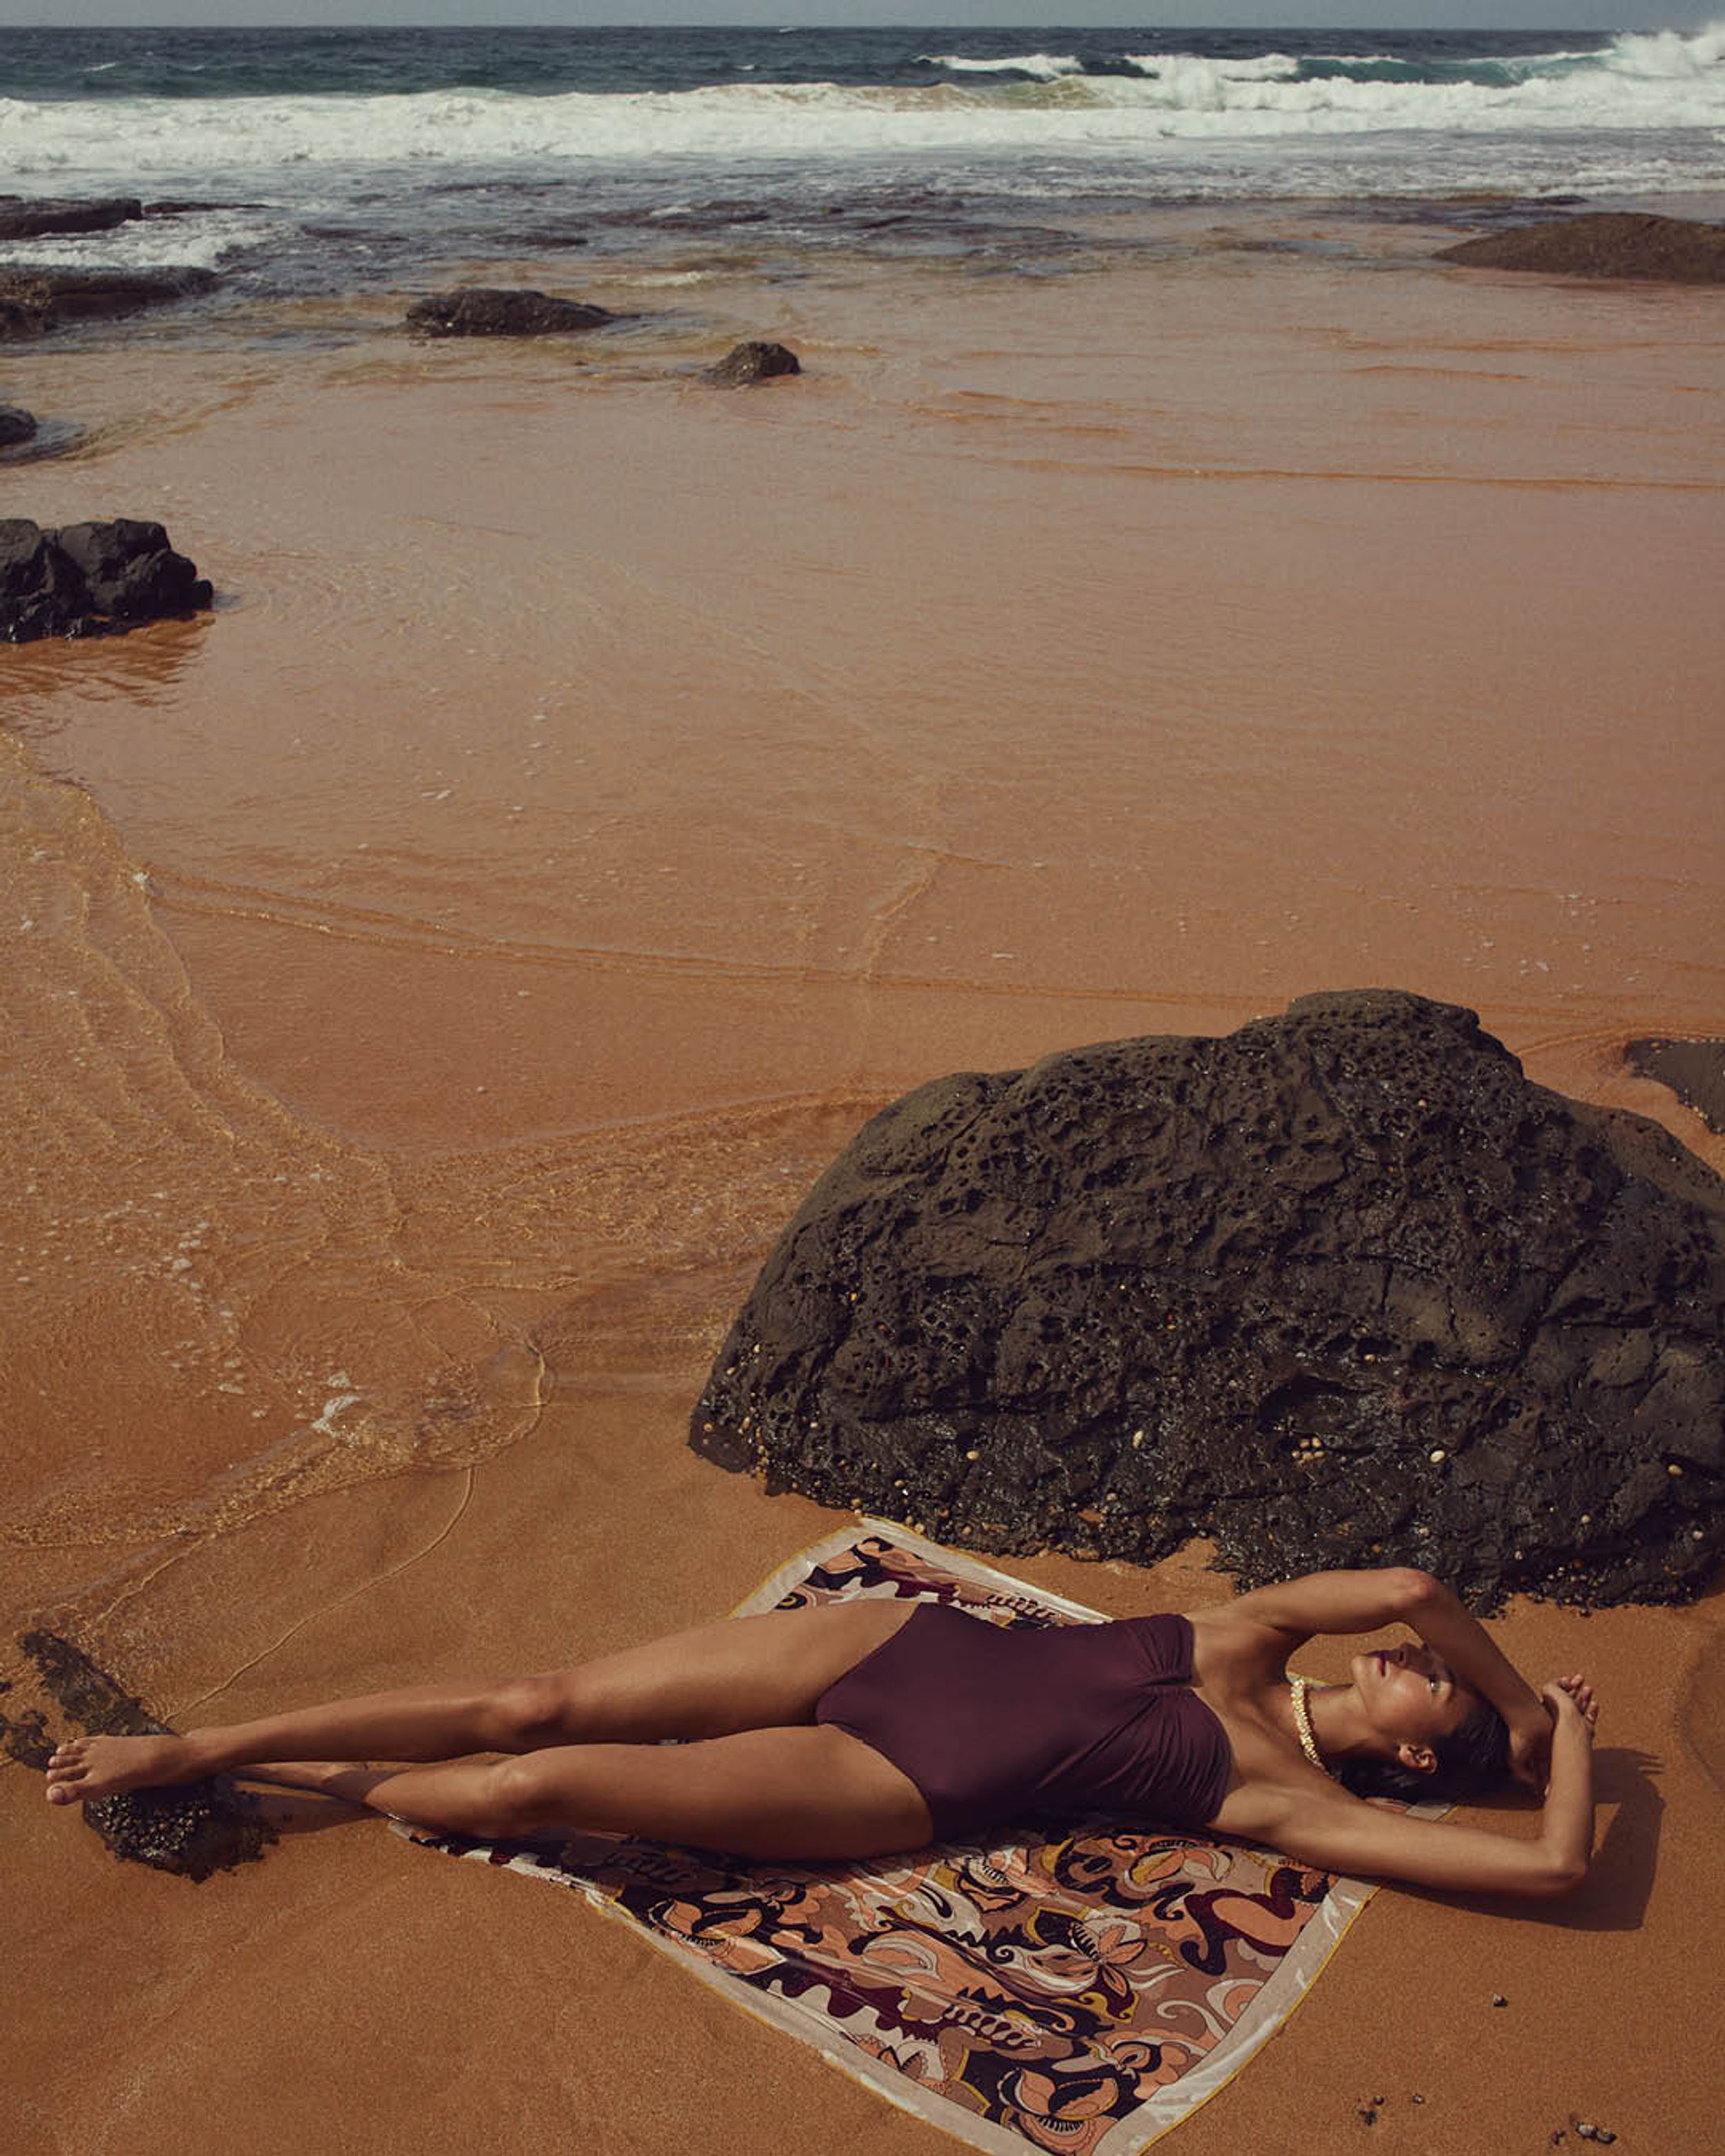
[485,1672,582,1752]
[479,1753,575,1837]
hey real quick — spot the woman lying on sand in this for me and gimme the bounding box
[45,1565,1597,1895]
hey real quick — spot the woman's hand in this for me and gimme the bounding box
[1510,1676,1597,1791]
[1544,1672,1600,1737]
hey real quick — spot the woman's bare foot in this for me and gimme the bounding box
[44,1731,204,1806]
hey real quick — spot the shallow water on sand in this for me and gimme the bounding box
[3,209,1723,1694]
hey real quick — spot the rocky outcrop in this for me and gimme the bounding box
[707,339,802,386]
[405,286,618,337]
[1437,212,1725,285]
[0,266,218,341]
[0,195,144,241]
[693,991,1725,1610]
[0,404,37,446]
[1,518,214,642]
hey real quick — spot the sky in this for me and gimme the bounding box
[1,4,1717,33]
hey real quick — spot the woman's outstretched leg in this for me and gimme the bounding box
[44,1599,917,1808]
[252,1725,935,1863]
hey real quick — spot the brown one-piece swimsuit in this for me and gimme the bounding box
[816,1602,1232,1841]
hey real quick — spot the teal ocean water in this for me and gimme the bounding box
[3,23,1724,296]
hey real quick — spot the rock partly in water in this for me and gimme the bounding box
[0,266,219,340]
[1627,1037,1725,1138]
[692,991,1725,1610]
[1437,212,1725,285]
[1,517,214,642]
[0,520,89,639]
[405,286,618,337]
[10,1629,273,1883]
[707,339,802,386]
[0,194,144,241]
[509,226,593,252]
[0,403,37,446]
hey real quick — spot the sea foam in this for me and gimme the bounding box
[5,50,1725,184]
[1,23,1722,210]
[919,53,1086,83]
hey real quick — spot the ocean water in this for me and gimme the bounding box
[3,22,1725,301]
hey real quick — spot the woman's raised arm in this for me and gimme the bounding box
[1225,1565,1440,1639]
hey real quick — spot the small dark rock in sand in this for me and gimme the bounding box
[0,403,37,446]
[1626,1037,1725,1138]
[0,193,144,241]
[0,265,219,340]
[693,990,1725,1611]
[707,339,802,386]
[405,286,618,337]
[1437,212,1725,285]
[14,1629,273,1882]
[83,1779,275,1884]
[0,1693,54,1770]
[1,517,213,642]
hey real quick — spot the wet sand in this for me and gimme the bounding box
[4,207,1724,2151]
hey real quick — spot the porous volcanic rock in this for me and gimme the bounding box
[404,286,618,337]
[692,991,1725,1609]
[0,265,219,340]
[1437,212,1725,284]
[1,517,213,641]
[707,339,801,386]
[0,403,37,446]
[0,194,144,241]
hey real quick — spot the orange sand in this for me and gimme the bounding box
[4,208,1724,2152]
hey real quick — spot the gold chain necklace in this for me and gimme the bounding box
[1289,1676,1335,1778]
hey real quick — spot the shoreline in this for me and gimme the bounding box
[6,199,1722,1607]
[8,185,1725,359]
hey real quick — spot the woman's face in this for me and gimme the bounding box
[1350,1640,1479,1760]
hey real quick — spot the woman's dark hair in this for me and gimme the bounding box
[1337,1697,1512,1803]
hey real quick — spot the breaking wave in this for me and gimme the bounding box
[1,20,1721,223]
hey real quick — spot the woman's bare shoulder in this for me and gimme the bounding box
[1185,1602,1293,1681]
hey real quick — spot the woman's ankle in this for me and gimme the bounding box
[174,1727,240,1779]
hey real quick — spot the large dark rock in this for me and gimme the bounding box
[0,266,219,340]
[707,339,802,386]
[0,194,143,241]
[404,286,618,337]
[1,517,213,641]
[1437,212,1725,285]
[693,991,1725,1610]
[0,404,37,446]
